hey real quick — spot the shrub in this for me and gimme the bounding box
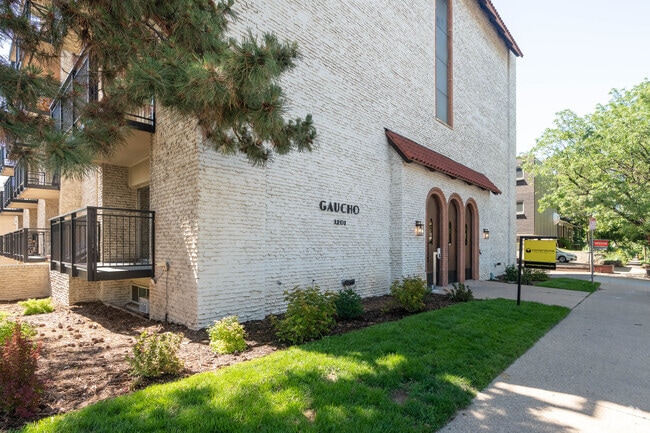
[334,288,364,320]
[273,286,337,344]
[207,316,247,354]
[18,298,55,316]
[0,316,35,345]
[127,331,184,378]
[504,264,518,282]
[0,321,44,417]
[390,276,429,312]
[520,268,549,285]
[446,283,474,302]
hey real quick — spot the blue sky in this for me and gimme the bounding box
[494,0,650,154]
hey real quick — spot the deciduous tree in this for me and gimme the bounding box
[524,80,650,244]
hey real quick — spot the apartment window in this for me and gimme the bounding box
[516,166,524,180]
[435,0,452,124]
[516,201,525,215]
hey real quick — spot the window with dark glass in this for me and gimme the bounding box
[435,0,451,124]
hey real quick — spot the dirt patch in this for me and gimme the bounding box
[0,293,453,430]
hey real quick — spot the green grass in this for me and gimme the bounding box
[535,277,600,293]
[17,298,55,315]
[17,299,569,433]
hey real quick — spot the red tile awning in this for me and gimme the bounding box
[386,128,502,195]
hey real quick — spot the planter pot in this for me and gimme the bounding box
[594,264,614,274]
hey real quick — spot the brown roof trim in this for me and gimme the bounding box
[385,128,502,195]
[476,0,523,57]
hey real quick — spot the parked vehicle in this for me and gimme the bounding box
[556,249,577,263]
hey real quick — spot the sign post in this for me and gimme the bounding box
[517,236,557,306]
[589,217,596,285]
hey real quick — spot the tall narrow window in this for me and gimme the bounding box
[435,0,451,124]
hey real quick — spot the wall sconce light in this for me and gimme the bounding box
[483,229,490,239]
[415,220,424,236]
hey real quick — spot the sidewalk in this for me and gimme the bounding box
[439,277,650,432]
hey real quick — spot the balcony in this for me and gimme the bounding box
[3,176,37,209]
[50,207,155,281]
[10,162,60,202]
[1,228,50,262]
[1,146,16,176]
[51,55,155,135]
[0,191,23,215]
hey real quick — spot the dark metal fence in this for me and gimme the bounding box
[0,228,50,262]
[51,207,155,281]
[1,145,16,175]
[51,55,155,133]
[13,162,60,192]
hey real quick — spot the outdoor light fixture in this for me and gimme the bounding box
[483,229,490,239]
[415,220,424,236]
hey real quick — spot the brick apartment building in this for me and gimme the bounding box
[1,0,522,329]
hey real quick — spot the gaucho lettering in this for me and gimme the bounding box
[319,200,359,214]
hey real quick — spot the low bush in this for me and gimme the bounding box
[390,276,429,312]
[521,268,549,285]
[18,298,55,316]
[273,286,337,344]
[0,321,44,417]
[207,316,247,354]
[0,315,35,345]
[446,282,474,302]
[127,331,184,378]
[334,288,364,319]
[503,264,518,282]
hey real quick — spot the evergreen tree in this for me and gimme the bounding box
[0,0,316,176]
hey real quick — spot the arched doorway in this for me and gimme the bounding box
[465,205,474,280]
[448,199,461,283]
[426,191,445,288]
[465,199,479,280]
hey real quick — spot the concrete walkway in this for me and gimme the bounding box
[439,275,650,432]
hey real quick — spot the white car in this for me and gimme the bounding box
[556,249,577,263]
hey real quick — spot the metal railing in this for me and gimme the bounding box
[12,162,60,193]
[1,145,16,175]
[51,54,155,133]
[51,207,155,281]
[1,228,50,262]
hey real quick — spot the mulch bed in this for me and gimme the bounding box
[0,293,453,430]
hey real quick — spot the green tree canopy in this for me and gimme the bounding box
[0,0,316,177]
[524,80,650,244]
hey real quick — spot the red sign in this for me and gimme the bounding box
[593,239,609,249]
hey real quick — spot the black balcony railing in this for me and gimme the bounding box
[51,55,155,134]
[1,228,50,262]
[50,207,155,281]
[12,161,60,193]
[1,145,16,176]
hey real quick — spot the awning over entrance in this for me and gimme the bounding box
[385,128,502,195]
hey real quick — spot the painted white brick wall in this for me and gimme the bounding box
[146,0,517,328]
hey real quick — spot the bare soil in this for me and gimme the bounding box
[0,293,453,430]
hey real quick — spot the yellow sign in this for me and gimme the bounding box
[523,239,556,270]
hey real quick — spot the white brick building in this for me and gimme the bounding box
[1,0,521,329]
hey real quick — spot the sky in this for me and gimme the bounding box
[493,0,650,155]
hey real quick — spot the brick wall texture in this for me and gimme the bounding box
[146,0,518,329]
[0,263,50,301]
[38,0,517,329]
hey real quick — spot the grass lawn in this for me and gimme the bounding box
[18,299,569,433]
[535,277,600,293]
